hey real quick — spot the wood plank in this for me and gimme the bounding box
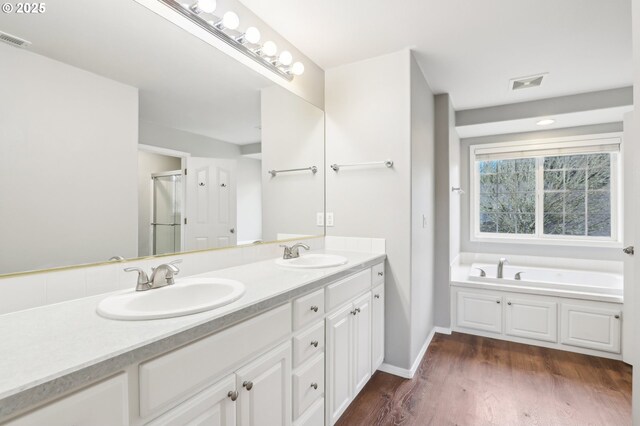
[336,332,632,426]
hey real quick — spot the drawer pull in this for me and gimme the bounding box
[243,381,253,391]
[615,315,620,319]
[310,305,319,312]
[496,300,501,304]
[507,302,512,306]
[227,390,238,401]
[355,308,361,313]
[310,340,319,347]
[351,310,357,315]
[378,272,384,276]
[374,294,380,299]
[310,382,318,390]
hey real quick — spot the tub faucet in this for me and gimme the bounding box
[497,258,508,279]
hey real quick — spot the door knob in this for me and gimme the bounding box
[623,246,634,255]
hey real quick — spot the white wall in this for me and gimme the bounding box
[409,56,436,362]
[0,44,139,274]
[459,123,624,261]
[326,49,435,371]
[237,157,263,244]
[137,151,182,257]
[261,86,325,242]
[139,121,242,158]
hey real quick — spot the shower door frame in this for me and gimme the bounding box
[151,170,183,255]
[139,144,190,256]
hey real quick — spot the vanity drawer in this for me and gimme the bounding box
[293,398,324,426]
[372,263,385,286]
[293,321,325,368]
[139,303,291,419]
[293,288,325,330]
[8,374,129,426]
[326,269,372,311]
[292,354,325,420]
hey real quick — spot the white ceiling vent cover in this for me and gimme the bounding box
[509,73,547,91]
[0,31,31,48]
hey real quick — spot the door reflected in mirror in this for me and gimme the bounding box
[0,0,324,275]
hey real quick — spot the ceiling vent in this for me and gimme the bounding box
[0,31,31,48]
[509,73,547,91]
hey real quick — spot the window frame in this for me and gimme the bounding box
[469,134,623,247]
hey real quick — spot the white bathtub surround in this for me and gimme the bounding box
[324,236,386,254]
[0,248,384,422]
[0,237,324,316]
[450,252,624,360]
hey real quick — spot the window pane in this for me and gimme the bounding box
[479,158,535,234]
[542,153,612,238]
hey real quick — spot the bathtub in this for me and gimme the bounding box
[457,262,623,302]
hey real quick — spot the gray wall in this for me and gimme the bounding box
[0,43,139,274]
[460,122,623,261]
[137,151,182,257]
[409,56,436,362]
[261,86,325,241]
[326,49,436,370]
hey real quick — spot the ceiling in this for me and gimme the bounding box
[239,0,632,110]
[0,0,272,144]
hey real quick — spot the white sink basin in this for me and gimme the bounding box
[275,254,348,269]
[97,277,245,320]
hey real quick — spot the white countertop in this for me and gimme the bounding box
[0,249,385,409]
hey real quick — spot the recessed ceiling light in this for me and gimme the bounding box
[536,119,555,126]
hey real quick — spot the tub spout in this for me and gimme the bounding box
[497,258,508,279]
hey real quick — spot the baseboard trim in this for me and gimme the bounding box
[378,327,440,379]
[433,326,452,335]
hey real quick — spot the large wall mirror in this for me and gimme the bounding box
[0,0,324,275]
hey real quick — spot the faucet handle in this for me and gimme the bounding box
[168,259,183,265]
[474,267,486,277]
[514,271,525,280]
[124,267,150,289]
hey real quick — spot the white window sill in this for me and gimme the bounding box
[470,235,623,249]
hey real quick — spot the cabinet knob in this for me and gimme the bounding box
[310,305,319,312]
[378,272,384,276]
[374,294,380,299]
[310,382,318,390]
[615,314,620,319]
[507,302,512,306]
[227,390,238,401]
[496,300,501,304]
[310,340,319,347]
[351,310,357,315]
[355,308,361,313]
[243,381,253,391]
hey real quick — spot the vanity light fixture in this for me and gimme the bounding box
[160,0,304,81]
[536,118,555,126]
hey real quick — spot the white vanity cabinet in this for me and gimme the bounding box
[561,303,621,353]
[371,283,385,374]
[7,374,129,426]
[455,290,503,334]
[505,296,557,343]
[326,292,373,425]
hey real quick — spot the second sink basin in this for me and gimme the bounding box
[275,254,348,269]
[97,277,245,320]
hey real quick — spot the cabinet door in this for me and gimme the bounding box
[326,304,353,426]
[456,290,503,334]
[147,375,236,426]
[236,342,291,426]
[505,297,558,343]
[352,292,372,396]
[371,284,385,374]
[561,303,621,353]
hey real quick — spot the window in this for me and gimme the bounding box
[471,136,621,244]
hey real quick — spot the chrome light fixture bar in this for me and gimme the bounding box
[158,0,295,81]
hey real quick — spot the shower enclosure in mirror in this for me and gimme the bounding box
[0,0,325,276]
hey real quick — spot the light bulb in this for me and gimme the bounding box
[244,26,261,44]
[291,62,305,76]
[279,50,293,66]
[261,41,277,57]
[536,118,555,126]
[222,11,239,30]
[195,0,216,13]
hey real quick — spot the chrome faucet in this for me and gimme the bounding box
[124,259,182,291]
[497,258,508,279]
[281,243,310,259]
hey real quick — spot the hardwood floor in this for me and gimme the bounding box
[336,332,632,426]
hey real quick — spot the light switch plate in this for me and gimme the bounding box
[316,212,324,226]
[326,212,334,227]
